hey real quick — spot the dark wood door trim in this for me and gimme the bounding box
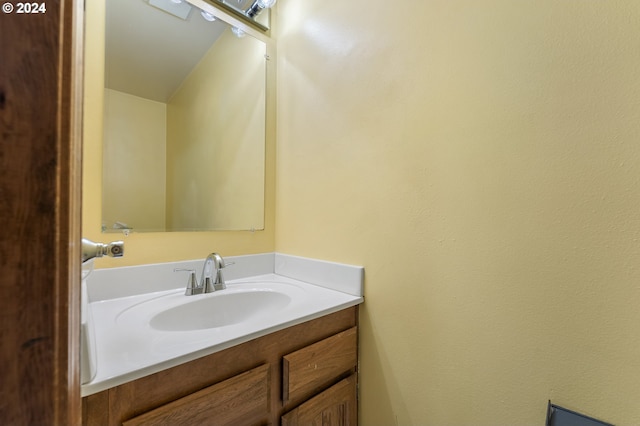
[0,0,83,424]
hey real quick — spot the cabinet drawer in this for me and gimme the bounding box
[281,374,357,426]
[283,326,357,404]
[122,364,270,426]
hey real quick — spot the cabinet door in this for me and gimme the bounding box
[281,374,357,426]
[122,364,270,426]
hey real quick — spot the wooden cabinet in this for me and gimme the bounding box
[82,307,358,426]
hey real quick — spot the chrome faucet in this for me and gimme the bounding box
[176,253,231,296]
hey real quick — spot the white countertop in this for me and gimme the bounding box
[81,253,364,396]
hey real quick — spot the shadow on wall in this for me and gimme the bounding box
[359,305,409,426]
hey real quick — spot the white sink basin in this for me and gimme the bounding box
[115,283,303,333]
[149,290,291,331]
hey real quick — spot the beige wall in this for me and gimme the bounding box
[276,1,640,425]
[83,0,275,267]
[84,0,640,423]
[167,29,266,231]
[103,89,167,231]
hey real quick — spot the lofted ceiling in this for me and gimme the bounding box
[105,0,228,103]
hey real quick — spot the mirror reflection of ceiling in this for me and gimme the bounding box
[105,0,228,102]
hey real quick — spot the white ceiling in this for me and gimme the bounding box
[105,0,228,102]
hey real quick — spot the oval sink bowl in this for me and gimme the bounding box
[149,290,291,331]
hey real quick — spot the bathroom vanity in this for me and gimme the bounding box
[81,253,363,425]
[83,307,358,425]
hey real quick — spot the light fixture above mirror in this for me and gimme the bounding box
[200,0,275,30]
[245,0,277,19]
[148,0,274,28]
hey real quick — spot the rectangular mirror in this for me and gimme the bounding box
[102,0,266,233]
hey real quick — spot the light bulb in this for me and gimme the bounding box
[256,0,276,8]
[200,10,216,21]
[231,27,246,38]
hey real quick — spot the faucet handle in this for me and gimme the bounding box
[174,268,199,296]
